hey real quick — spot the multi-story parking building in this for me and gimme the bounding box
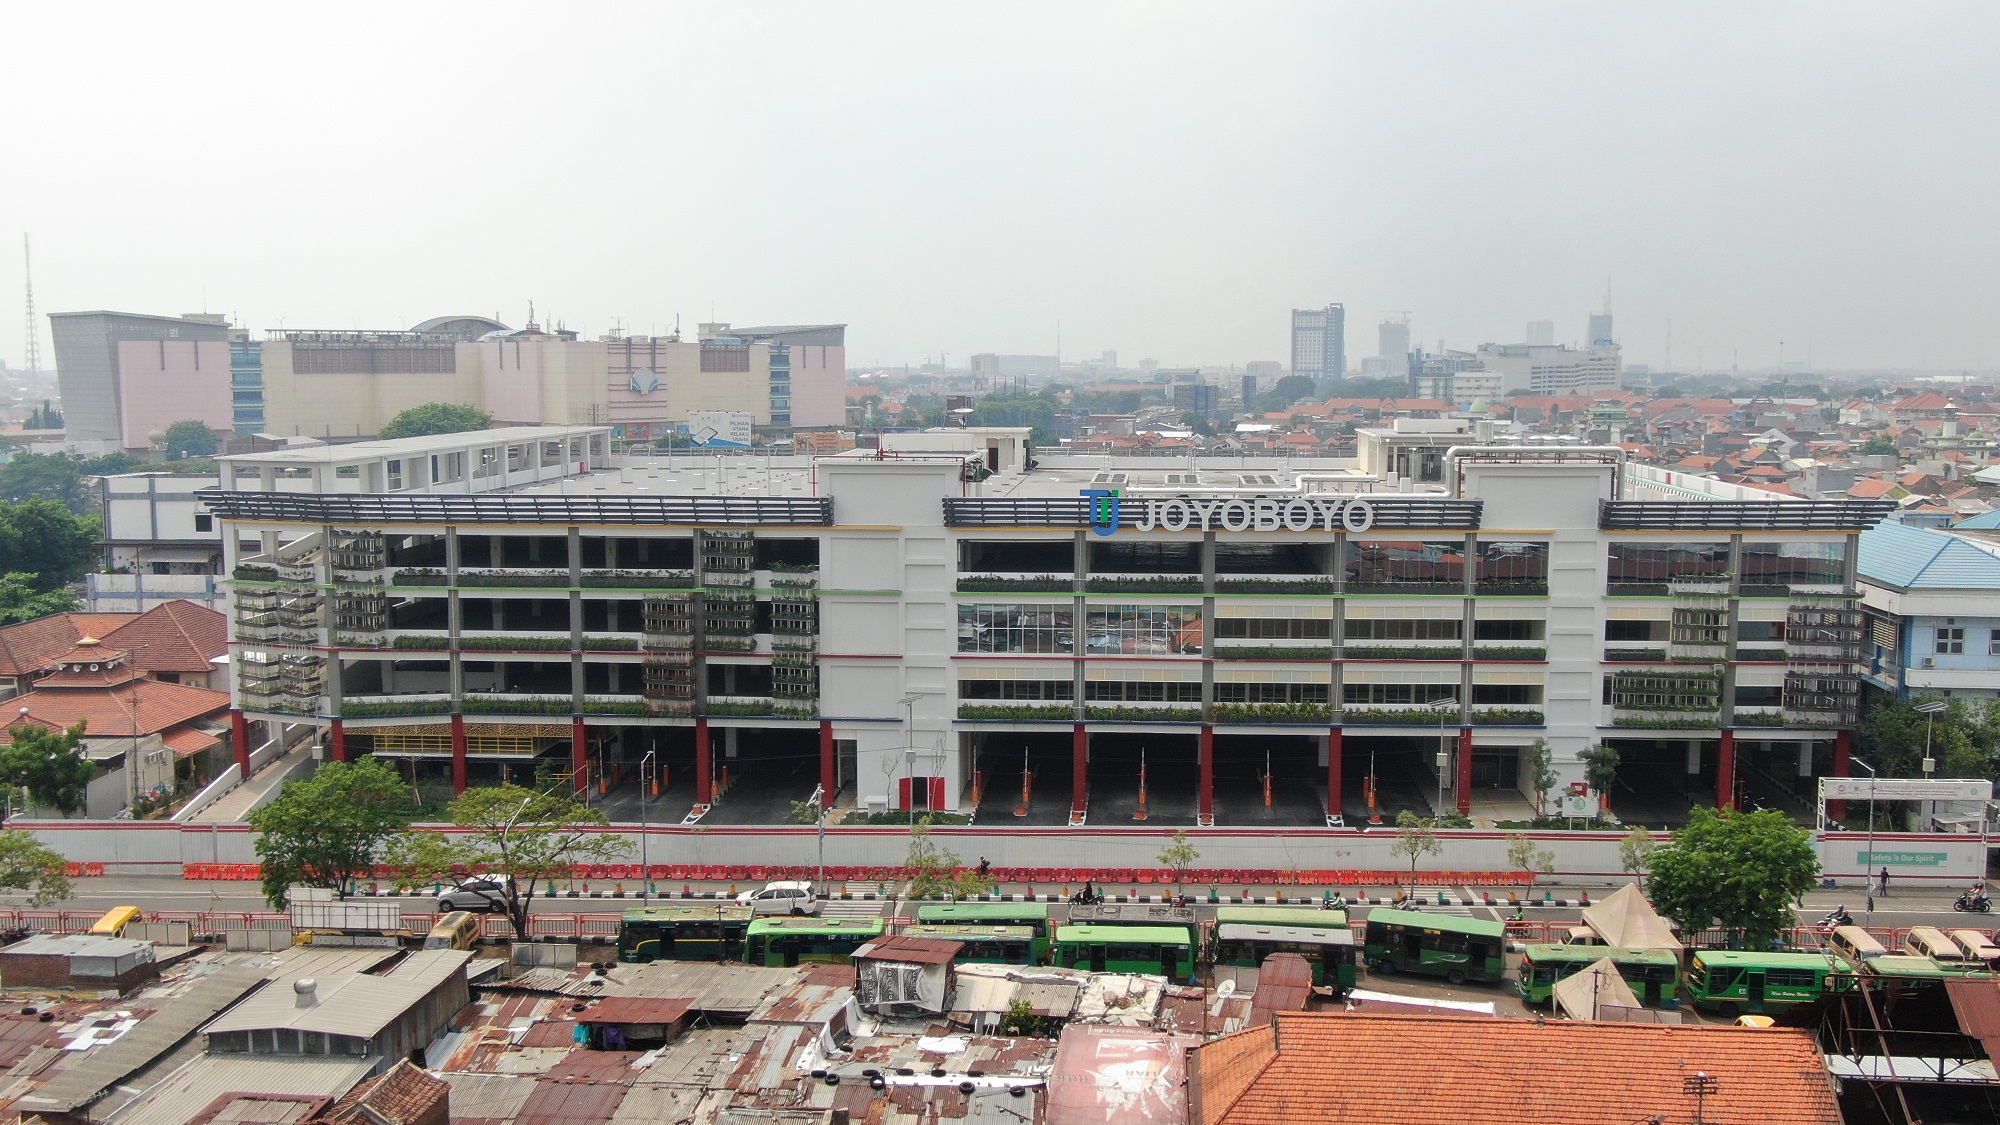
[208,423,1889,827]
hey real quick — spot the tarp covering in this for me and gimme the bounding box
[1554,958,1646,1022]
[1580,884,1685,953]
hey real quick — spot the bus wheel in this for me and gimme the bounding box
[1720,1002,1741,1019]
[1374,959,1396,975]
[1446,969,1467,985]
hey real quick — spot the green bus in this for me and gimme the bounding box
[916,902,1053,958]
[1053,923,1195,980]
[1212,922,1358,994]
[1065,903,1199,949]
[1213,904,1349,930]
[1517,945,1682,1008]
[1686,950,1849,1015]
[1361,909,1507,985]
[743,917,887,967]
[903,923,1039,965]
[618,904,755,964]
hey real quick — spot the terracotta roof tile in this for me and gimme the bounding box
[0,614,89,678]
[100,600,228,675]
[1201,1013,1841,1125]
[2,679,231,740]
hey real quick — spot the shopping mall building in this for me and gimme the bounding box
[209,421,1890,827]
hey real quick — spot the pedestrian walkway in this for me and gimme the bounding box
[821,898,885,920]
[189,740,312,824]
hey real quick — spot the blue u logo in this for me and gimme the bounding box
[1080,489,1121,536]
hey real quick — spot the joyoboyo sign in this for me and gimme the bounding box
[1081,490,1376,537]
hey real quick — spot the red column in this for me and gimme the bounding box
[1199,725,1215,824]
[1327,727,1343,820]
[1071,723,1087,818]
[230,710,251,781]
[1716,730,1736,810]
[450,714,468,795]
[695,718,713,806]
[571,717,588,797]
[1829,730,1852,823]
[328,719,348,763]
[818,720,835,807]
[1457,727,1474,816]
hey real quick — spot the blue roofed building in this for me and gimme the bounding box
[1856,518,2000,700]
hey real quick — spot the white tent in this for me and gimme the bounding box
[1580,884,1684,953]
[1553,958,1644,1021]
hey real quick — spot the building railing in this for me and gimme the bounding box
[205,492,833,526]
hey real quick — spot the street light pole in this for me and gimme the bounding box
[638,750,655,902]
[1852,756,1878,923]
[1434,698,1459,819]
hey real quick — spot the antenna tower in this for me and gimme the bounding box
[21,235,41,380]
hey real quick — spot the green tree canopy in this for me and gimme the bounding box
[0,721,96,816]
[249,758,415,910]
[0,501,99,590]
[161,420,221,459]
[1861,437,1898,456]
[903,815,995,900]
[377,402,495,440]
[1389,810,1444,891]
[966,393,1060,443]
[0,573,79,626]
[383,783,625,937]
[1645,807,1819,948]
[1860,697,1999,779]
[0,831,73,906]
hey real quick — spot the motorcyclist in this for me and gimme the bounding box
[1966,883,1991,909]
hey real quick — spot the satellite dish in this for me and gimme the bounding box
[1214,980,1236,999]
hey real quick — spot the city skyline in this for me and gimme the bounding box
[7,3,1999,374]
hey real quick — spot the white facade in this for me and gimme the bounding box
[1475,343,1623,396]
[1290,305,1345,380]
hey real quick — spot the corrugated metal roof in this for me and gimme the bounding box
[515,1076,629,1125]
[580,997,691,1026]
[602,962,804,1018]
[1945,976,2000,1064]
[855,936,963,965]
[1954,509,2000,529]
[1048,1026,1198,1125]
[442,1072,537,1122]
[1859,520,2000,589]
[110,1055,374,1125]
[206,949,471,1038]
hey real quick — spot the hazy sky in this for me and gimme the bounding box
[6,2,1998,374]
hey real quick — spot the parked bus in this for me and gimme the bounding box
[903,923,1039,965]
[1212,922,1357,994]
[1066,903,1199,949]
[1517,945,1682,1008]
[618,905,755,964]
[1361,908,1507,985]
[916,902,1053,958]
[1213,904,1350,930]
[743,917,886,967]
[1686,950,1848,1015]
[1053,923,1194,979]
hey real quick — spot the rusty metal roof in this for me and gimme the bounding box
[1047,1025,1200,1125]
[855,936,964,966]
[1247,954,1314,1027]
[1946,976,2000,1064]
[581,997,693,1026]
[514,1077,629,1125]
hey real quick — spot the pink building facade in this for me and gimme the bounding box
[789,344,846,429]
[115,340,233,449]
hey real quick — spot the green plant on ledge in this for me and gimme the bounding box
[392,635,452,651]
[1213,702,1334,722]
[956,703,1073,722]
[1612,715,1721,729]
[1216,646,1336,661]
[1473,646,1546,662]
[1336,708,1436,726]
[1083,705,1203,722]
[1341,645,1463,661]
[1473,709,1545,725]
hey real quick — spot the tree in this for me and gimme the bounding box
[0,501,99,589]
[1521,738,1559,818]
[1178,412,1215,437]
[1861,437,1897,457]
[1619,826,1657,885]
[1578,744,1620,812]
[1157,829,1200,894]
[161,420,221,459]
[1506,833,1555,887]
[383,783,626,938]
[1390,810,1444,893]
[0,573,78,626]
[0,722,96,816]
[376,402,494,440]
[0,455,89,512]
[0,831,73,906]
[249,759,415,910]
[1645,807,1819,949]
[903,815,994,900]
[1860,696,1999,780]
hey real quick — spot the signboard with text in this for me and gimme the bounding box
[1820,778,1993,803]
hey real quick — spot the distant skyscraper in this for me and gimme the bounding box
[1588,312,1615,347]
[1378,316,1411,381]
[1290,304,1345,380]
[1526,320,1556,346]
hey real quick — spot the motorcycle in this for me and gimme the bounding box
[1954,892,1993,914]
[1816,908,1853,932]
[1069,889,1103,906]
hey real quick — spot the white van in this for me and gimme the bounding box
[736,881,822,916]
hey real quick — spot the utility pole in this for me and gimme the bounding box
[22,235,41,382]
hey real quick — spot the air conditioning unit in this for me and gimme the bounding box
[1922,657,1935,667]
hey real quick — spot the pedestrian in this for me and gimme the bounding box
[977,856,991,878]
[1877,867,1890,897]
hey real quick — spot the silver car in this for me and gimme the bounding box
[437,876,513,914]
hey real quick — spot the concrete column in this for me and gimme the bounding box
[1686,739,1702,774]
[819,721,836,807]
[329,719,347,763]
[1328,726,1343,820]
[1457,727,1474,816]
[696,718,713,806]
[231,710,251,781]
[1829,731,1852,822]
[1071,723,1087,818]
[1716,730,1736,810]
[571,717,588,797]
[451,714,468,795]
[1199,725,1215,825]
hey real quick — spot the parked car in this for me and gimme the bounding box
[736,881,821,916]
[438,876,515,914]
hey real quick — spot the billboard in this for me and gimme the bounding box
[685,411,753,449]
[1819,777,1993,802]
